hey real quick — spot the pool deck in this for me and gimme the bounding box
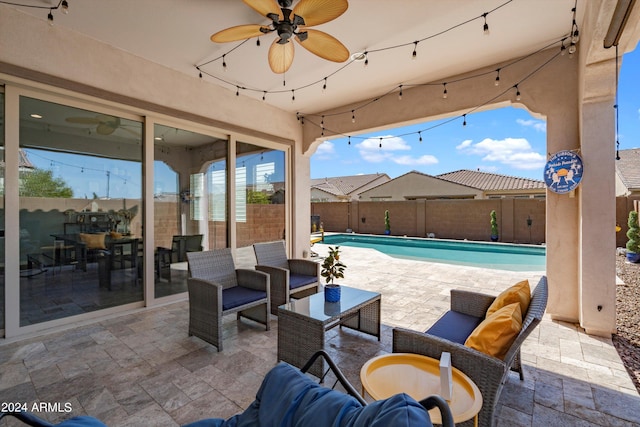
[0,244,638,426]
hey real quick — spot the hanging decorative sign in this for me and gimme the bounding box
[543,150,584,194]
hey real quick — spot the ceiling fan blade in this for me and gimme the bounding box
[96,122,116,135]
[296,29,349,62]
[293,0,348,27]
[268,38,295,74]
[211,24,265,43]
[243,0,282,19]
[65,117,101,125]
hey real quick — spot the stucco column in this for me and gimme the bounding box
[545,115,581,323]
[578,74,617,336]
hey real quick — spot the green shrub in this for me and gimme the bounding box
[626,211,640,253]
[490,210,499,237]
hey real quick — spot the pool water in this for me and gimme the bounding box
[322,234,546,272]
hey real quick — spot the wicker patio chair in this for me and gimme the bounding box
[186,249,270,351]
[253,240,320,315]
[392,276,548,427]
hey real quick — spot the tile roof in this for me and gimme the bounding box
[310,173,389,196]
[616,148,640,190]
[437,169,545,191]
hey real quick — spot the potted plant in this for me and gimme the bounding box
[321,246,346,302]
[384,210,391,235]
[626,211,640,263]
[490,210,499,242]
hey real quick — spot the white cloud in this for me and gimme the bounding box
[392,155,439,166]
[516,118,546,132]
[314,141,335,160]
[457,137,546,170]
[456,139,473,149]
[356,135,438,165]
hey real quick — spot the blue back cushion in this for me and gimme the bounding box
[290,273,317,290]
[222,287,266,310]
[426,310,484,344]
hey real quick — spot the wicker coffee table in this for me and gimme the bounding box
[360,353,482,426]
[277,285,381,377]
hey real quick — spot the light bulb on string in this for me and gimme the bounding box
[442,83,448,99]
[348,136,351,145]
[262,91,266,101]
[364,51,369,67]
[495,69,501,86]
[569,42,576,56]
[412,41,418,60]
[222,54,227,71]
[291,89,295,102]
[48,9,54,25]
[462,114,467,127]
[560,38,567,55]
[321,116,324,129]
[256,37,261,47]
[419,131,423,143]
[235,86,239,96]
[398,85,403,100]
[351,110,356,123]
[61,0,69,14]
[379,137,382,148]
[482,13,489,35]
[515,85,521,101]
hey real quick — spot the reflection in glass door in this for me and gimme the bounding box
[0,91,4,331]
[235,141,286,258]
[153,124,227,297]
[18,96,143,326]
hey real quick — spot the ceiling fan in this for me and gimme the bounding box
[65,115,138,136]
[211,0,350,74]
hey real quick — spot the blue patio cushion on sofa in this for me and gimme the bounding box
[221,287,267,311]
[425,310,484,345]
[183,362,433,427]
[289,273,317,290]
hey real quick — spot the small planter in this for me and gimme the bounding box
[324,284,341,302]
[626,252,640,263]
[324,300,341,316]
[384,229,391,235]
[490,235,499,242]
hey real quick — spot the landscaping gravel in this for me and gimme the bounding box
[614,253,640,393]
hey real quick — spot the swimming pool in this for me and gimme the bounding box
[321,234,546,272]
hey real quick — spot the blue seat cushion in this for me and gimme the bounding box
[425,310,484,345]
[290,273,317,290]
[222,286,266,311]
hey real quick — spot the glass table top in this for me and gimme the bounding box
[279,285,380,322]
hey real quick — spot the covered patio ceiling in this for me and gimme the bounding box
[13,0,589,115]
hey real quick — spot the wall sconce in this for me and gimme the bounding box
[361,217,366,224]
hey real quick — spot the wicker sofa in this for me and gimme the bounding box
[393,276,548,427]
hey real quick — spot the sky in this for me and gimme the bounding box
[311,48,640,181]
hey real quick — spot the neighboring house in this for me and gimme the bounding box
[438,169,546,199]
[358,169,546,201]
[615,148,640,196]
[311,173,390,202]
[358,171,482,201]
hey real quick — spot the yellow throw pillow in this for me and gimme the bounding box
[79,233,107,250]
[465,302,522,360]
[486,279,531,318]
[109,231,123,240]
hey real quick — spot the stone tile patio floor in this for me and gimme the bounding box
[1,244,639,426]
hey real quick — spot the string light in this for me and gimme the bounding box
[236,86,240,96]
[48,9,54,25]
[196,0,576,113]
[482,13,490,35]
[398,85,403,100]
[412,41,418,60]
[222,54,227,71]
[569,42,576,56]
[495,69,501,86]
[348,136,351,145]
[61,0,68,14]
[321,116,324,128]
[262,91,267,101]
[418,131,422,143]
[462,114,467,126]
[291,89,295,102]
[379,137,382,148]
[256,37,261,47]
[560,38,567,55]
[351,110,356,123]
[515,84,521,101]
[323,77,327,92]
[442,83,448,99]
